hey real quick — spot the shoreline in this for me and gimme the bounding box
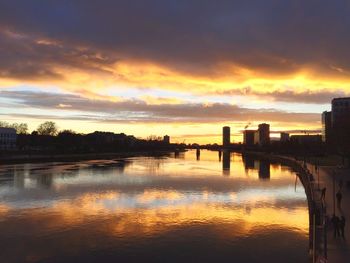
[0,150,180,164]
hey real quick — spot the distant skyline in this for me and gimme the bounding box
[1,1,348,143]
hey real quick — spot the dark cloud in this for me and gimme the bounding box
[0,90,320,124]
[1,0,350,79]
[0,29,117,80]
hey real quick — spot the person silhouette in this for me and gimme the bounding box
[336,191,343,209]
[331,214,340,238]
[340,216,346,238]
[321,187,326,202]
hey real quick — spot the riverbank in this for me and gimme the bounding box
[0,150,182,164]
[307,162,350,263]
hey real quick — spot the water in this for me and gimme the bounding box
[0,150,309,263]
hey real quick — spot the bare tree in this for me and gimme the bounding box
[11,123,28,134]
[0,121,28,134]
[37,121,58,136]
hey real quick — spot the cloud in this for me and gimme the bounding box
[0,90,320,124]
[0,1,350,95]
[217,87,348,104]
[0,28,117,81]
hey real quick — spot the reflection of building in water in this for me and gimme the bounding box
[258,160,270,180]
[243,130,255,146]
[242,155,270,179]
[222,151,230,175]
[14,168,25,188]
[196,148,200,160]
[242,154,255,170]
[36,173,53,188]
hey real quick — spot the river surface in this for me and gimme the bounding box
[0,150,309,263]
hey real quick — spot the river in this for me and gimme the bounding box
[0,150,309,263]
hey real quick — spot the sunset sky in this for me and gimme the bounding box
[1,1,349,144]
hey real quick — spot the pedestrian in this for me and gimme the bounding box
[321,187,326,202]
[331,214,340,238]
[339,179,343,191]
[340,216,346,238]
[336,191,343,209]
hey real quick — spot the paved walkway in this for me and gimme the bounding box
[307,163,350,263]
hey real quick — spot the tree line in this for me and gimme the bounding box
[1,121,182,154]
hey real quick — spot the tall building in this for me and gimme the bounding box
[163,135,170,144]
[321,111,332,143]
[222,126,230,147]
[331,97,350,148]
[254,131,260,145]
[243,130,255,145]
[258,123,270,146]
[0,127,17,150]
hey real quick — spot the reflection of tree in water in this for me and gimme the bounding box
[141,157,166,175]
[85,160,131,174]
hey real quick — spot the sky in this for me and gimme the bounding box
[0,0,349,144]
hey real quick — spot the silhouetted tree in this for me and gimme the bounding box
[37,121,58,136]
[0,121,28,134]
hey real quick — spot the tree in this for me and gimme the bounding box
[0,121,28,134]
[11,123,28,134]
[58,129,76,136]
[0,121,10,127]
[147,135,162,141]
[37,121,58,136]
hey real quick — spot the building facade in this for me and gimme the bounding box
[258,123,270,146]
[322,111,332,143]
[0,127,17,150]
[243,130,255,146]
[290,135,322,144]
[163,135,170,144]
[280,132,290,142]
[222,126,230,147]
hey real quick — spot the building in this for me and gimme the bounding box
[254,130,260,145]
[163,135,170,144]
[331,97,350,148]
[243,130,255,146]
[222,126,230,147]
[321,111,332,143]
[332,97,350,127]
[290,135,322,144]
[0,127,17,150]
[280,132,290,142]
[258,123,270,146]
